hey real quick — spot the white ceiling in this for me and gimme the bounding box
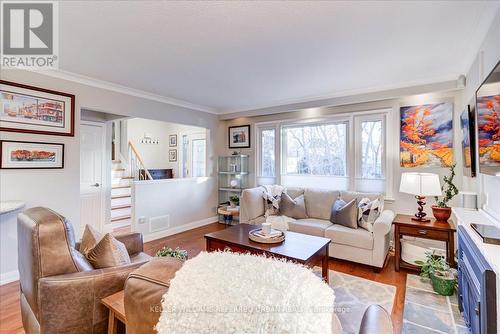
[58,1,500,114]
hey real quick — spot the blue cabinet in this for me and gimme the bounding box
[458,226,497,334]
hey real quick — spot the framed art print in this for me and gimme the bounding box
[169,149,177,162]
[476,60,500,176]
[228,125,251,148]
[400,102,453,168]
[169,134,177,147]
[0,80,75,136]
[0,140,64,169]
[460,104,477,177]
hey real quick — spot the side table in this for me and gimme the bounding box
[102,290,126,334]
[217,206,240,225]
[393,214,456,272]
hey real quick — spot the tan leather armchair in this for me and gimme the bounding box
[124,258,184,334]
[18,207,152,334]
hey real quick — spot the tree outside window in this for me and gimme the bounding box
[283,123,347,176]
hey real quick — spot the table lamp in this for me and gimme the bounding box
[400,172,442,222]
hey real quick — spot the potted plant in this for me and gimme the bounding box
[415,251,456,296]
[229,195,239,208]
[432,163,459,221]
[155,246,188,261]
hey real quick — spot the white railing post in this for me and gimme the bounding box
[128,141,153,181]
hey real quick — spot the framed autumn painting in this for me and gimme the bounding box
[476,60,500,176]
[400,102,453,168]
[0,80,75,136]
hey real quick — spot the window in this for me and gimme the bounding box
[191,139,206,177]
[360,120,383,178]
[283,123,347,176]
[354,115,386,193]
[181,132,207,178]
[260,129,275,177]
[256,110,388,194]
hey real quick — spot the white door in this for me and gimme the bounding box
[80,122,106,232]
[182,132,206,177]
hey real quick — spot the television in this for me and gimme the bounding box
[476,60,500,176]
[460,103,476,177]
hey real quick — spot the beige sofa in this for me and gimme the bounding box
[240,187,394,270]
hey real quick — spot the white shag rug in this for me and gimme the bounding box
[156,251,336,334]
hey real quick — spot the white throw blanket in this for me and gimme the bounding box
[261,184,285,209]
[265,215,295,231]
[156,251,336,334]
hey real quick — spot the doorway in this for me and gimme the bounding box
[80,121,106,232]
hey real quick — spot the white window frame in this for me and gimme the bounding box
[254,109,392,196]
[256,123,280,185]
[281,119,350,177]
[180,131,208,178]
[354,113,386,180]
[191,137,207,177]
[353,113,388,195]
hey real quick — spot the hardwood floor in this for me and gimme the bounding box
[0,223,410,334]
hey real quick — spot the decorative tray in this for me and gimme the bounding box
[248,228,285,244]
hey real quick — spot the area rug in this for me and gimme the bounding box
[329,271,396,334]
[158,252,338,334]
[403,274,466,333]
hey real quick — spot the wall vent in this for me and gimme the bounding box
[149,214,170,232]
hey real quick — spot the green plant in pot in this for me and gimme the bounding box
[432,163,459,221]
[156,246,188,261]
[229,195,240,208]
[415,250,456,296]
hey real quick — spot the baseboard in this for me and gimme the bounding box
[0,270,19,286]
[143,216,218,242]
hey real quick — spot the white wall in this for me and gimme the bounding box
[0,69,219,285]
[126,118,205,177]
[0,88,81,284]
[223,90,463,217]
[460,10,500,220]
[132,178,218,241]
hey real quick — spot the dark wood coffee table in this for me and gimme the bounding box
[205,224,331,281]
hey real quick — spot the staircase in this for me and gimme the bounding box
[110,142,152,229]
[111,160,132,227]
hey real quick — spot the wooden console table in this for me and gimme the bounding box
[393,214,456,272]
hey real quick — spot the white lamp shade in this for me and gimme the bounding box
[400,173,442,197]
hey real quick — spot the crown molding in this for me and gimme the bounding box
[218,74,460,116]
[39,69,218,114]
[219,76,462,120]
[34,70,461,119]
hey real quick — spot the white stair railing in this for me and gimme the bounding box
[128,141,153,180]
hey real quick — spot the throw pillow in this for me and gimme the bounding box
[330,198,358,229]
[280,193,307,219]
[85,233,131,269]
[80,224,103,255]
[358,198,381,232]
